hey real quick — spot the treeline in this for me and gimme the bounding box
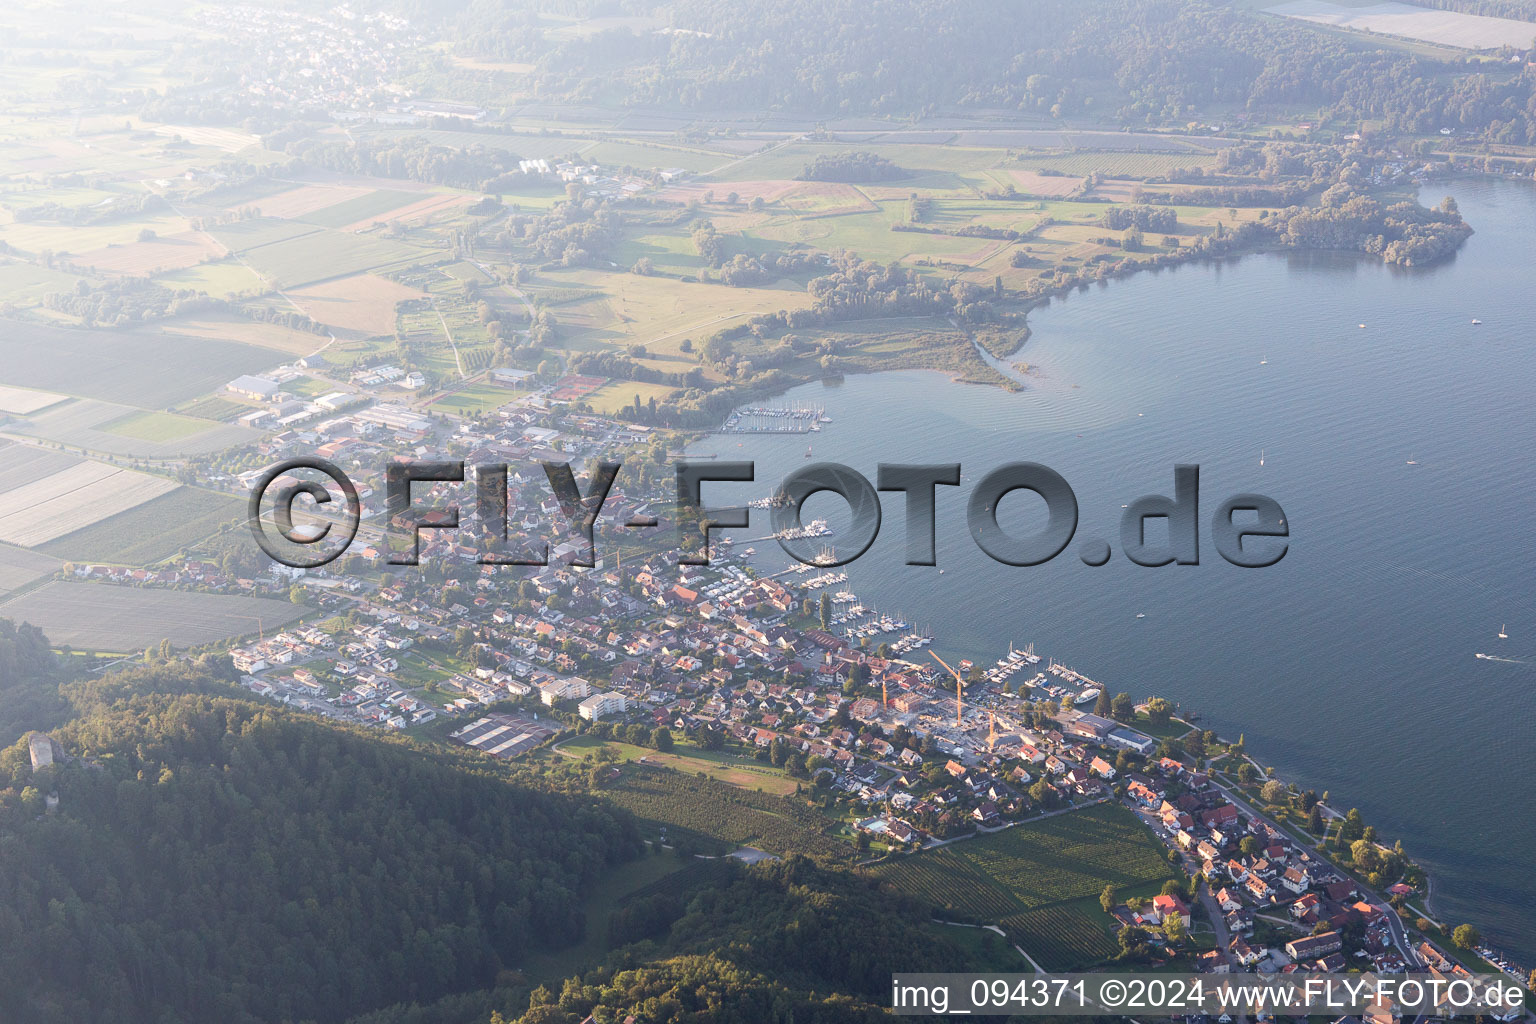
[41,279,221,327]
[797,151,905,182]
[0,672,643,1024]
[893,221,1024,240]
[37,278,326,330]
[492,199,625,265]
[283,134,523,190]
[1101,205,1179,232]
[8,192,167,225]
[714,249,824,285]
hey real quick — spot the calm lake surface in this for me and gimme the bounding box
[690,178,1536,960]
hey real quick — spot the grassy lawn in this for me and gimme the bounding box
[583,379,678,415]
[393,650,473,686]
[1133,711,1194,740]
[557,734,799,796]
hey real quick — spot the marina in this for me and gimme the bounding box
[719,403,830,434]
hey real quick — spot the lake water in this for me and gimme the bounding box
[690,178,1536,960]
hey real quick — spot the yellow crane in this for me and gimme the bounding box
[930,651,966,728]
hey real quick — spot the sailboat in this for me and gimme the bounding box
[1259,353,1268,365]
[1259,449,1265,467]
[1498,624,1508,639]
[804,444,812,459]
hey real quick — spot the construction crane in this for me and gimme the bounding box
[930,651,966,728]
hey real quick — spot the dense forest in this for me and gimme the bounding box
[488,856,991,1024]
[0,618,61,747]
[429,0,1536,143]
[0,664,643,1024]
[0,654,1023,1024]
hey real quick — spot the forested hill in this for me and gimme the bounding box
[486,857,995,1024]
[0,617,64,747]
[0,676,643,1024]
[429,0,1536,142]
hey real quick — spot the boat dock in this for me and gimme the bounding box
[719,404,830,434]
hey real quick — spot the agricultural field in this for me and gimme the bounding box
[0,581,307,651]
[71,230,224,275]
[871,803,1176,969]
[168,395,249,421]
[0,543,60,597]
[598,763,851,861]
[159,314,323,355]
[0,460,179,548]
[208,217,324,253]
[1014,151,1219,178]
[579,139,725,173]
[1002,169,1086,197]
[246,184,376,220]
[0,445,80,493]
[0,212,195,258]
[0,320,278,407]
[152,260,269,299]
[238,228,436,289]
[1264,0,1536,50]
[0,262,84,307]
[0,385,67,415]
[38,486,244,565]
[339,192,474,230]
[289,273,427,336]
[296,189,422,229]
[10,399,256,458]
[543,267,814,364]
